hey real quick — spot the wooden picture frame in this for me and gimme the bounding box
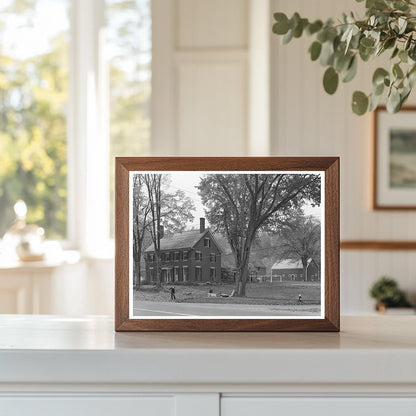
[373,106,416,210]
[115,157,339,332]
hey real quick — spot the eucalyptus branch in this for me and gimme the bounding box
[272,0,416,115]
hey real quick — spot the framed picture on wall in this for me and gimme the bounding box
[115,157,339,332]
[374,106,416,209]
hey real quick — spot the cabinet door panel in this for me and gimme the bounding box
[0,396,174,416]
[222,397,416,416]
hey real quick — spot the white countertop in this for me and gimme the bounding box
[0,315,415,386]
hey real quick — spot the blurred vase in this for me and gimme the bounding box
[3,200,45,261]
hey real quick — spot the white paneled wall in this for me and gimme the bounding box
[271,0,416,313]
[152,0,249,156]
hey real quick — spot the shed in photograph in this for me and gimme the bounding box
[271,259,320,282]
[144,218,222,283]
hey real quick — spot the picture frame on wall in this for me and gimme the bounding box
[115,157,339,332]
[374,106,416,210]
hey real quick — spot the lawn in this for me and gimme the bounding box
[134,281,321,306]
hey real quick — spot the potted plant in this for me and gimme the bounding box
[369,276,413,312]
[272,0,416,115]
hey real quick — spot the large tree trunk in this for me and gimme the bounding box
[302,257,308,281]
[135,247,142,289]
[155,252,162,287]
[234,242,251,297]
[235,260,249,296]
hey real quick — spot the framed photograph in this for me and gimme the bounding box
[374,106,416,210]
[115,157,339,332]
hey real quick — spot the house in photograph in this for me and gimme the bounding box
[271,259,320,282]
[248,259,267,282]
[144,218,222,283]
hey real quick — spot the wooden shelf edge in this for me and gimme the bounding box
[341,241,416,250]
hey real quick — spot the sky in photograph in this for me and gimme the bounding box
[166,173,322,230]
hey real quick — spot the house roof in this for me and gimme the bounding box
[145,229,220,252]
[272,258,311,270]
[249,259,267,269]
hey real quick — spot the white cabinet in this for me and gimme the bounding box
[0,316,416,416]
[222,398,416,416]
[1,397,174,416]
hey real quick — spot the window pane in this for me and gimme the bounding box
[106,0,151,237]
[0,0,70,239]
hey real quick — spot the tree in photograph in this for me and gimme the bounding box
[143,174,195,286]
[132,174,152,288]
[198,174,321,296]
[277,214,321,281]
[144,174,163,286]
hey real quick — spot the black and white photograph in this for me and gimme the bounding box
[374,107,416,209]
[129,171,324,319]
[390,129,416,189]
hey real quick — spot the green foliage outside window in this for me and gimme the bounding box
[0,1,69,238]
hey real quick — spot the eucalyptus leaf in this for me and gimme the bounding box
[399,49,408,63]
[391,47,399,59]
[282,29,293,44]
[387,87,401,112]
[393,63,404,79]
[352,91,369,115]
[405,34,413,50]
[342,56,358,82]
[320,41,335,66]
[307,20,323,35]
[373,82,385,96]
[273,13,290,35]
[372,67,389,85]
[323,67,339,94]
[309,41,322,61]
[369,92,383,111]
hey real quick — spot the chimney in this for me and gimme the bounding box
[200,218,205,233]
[159,225,164,239]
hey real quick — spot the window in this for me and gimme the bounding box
[182,266,188,282]
[210,267,216,280]
[107,0,151,237]
[195,251,202,261]
[148,253,154,262]
[174,266,179,281]
[0,0,70,239]
[204,238,210,247]
[195,267,201,281]
[209,253,216,263]
[0,0,151,253]
[174,252,180,261]
[183,251,189,261]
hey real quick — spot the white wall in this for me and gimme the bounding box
[271,0,416,313]
[152,0,251,156]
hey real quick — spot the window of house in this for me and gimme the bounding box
[195,266,201,281]
[174,266,179,281]
[210,267,215,280]
[183,251,189,261]
[174,252,180,261]
[195,251,202,261]
[204,238,210,247]
[182,266,188,282]
[209,253,215,263]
